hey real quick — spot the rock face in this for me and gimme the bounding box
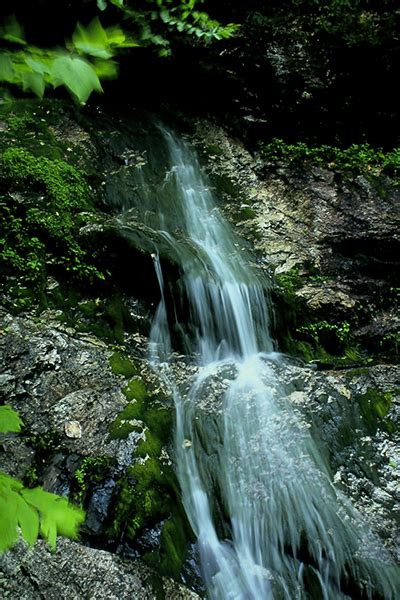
[0,307,197,597]
[184,357,400,561]
[0,308,137,468]
[0,104,399,596]
[0,539,199,600]
[190,121,400,360]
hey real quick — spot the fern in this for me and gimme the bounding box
[0,473,85,553]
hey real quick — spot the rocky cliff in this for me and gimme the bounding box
[0,100,398,597]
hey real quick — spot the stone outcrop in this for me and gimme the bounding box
[0,539,199,600]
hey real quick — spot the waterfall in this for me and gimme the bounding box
[128,127,397,598]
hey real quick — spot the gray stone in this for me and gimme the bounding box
[0,539,200,599]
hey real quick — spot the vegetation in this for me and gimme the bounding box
[260,139,400,176]
[0,2,238,104]
[0,404,23,433]
[0,145,103,309]
[73,456,111,505]
[0,406,85,553]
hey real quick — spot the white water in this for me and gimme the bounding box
[143,129,398,599]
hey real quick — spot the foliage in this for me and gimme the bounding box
[0,17,137,104]
[0,407,85,553]
[0,405,23,433]
[275,268,302,298]
[357,388,394,434]
[243,1,399,48]
[73,456,110,504]
[0,146,104,308]
[0,2,238,103]
[0,472,85,552]
[297,320,350,346]
[260,139,400,176]
[289,0,399,46]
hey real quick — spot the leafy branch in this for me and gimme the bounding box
[0,16,137,104]
[0,2,239,103]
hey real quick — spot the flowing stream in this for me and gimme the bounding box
[122,126,398,598]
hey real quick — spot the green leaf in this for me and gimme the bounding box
[0,55,16,83]
[0,472,23,492]
[72,18,113,59]
[0,472,85,555]
[97,0,108,10]
[0,15,26,46]
[39,513,57,550]
[0,405,23,433]
[51,55,103,104]
[25,56,52,76]
[92,58,119,79]
[22,71,45,98]
[16,494,39,546]
[21,487,85,545]
[0,494,18,553]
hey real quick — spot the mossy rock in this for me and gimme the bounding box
[108,402,143,440]
[123,379,147,402]
[357,388,395,434]
[109,352,138,378]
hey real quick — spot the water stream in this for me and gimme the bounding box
[123,126,397,598]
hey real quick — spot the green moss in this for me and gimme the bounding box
[210,173,242,200]
[59,293,137,344]
[0,145,104,310]
[105,372,190,580]
[123,378,147,402]
[205,144,224,156]
[109,352,138,378]
[357,388,395,434]
[0,101,67,161]
[159,513,189,579]
[136,431,164,458]
[344,367,370,379]
[2,147,91,209]
[237,205,256,221]
[260,138,400,178]
[108,402,142,440]
[144,408,172,445]
[107,475,137,541]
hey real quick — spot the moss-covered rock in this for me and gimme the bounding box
[109,352,138,378]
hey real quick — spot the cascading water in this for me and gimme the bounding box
[122,125,398,598]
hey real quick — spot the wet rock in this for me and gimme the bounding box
[185,354,399,561]
[0,539,200,599]
[64,420,82,439]
[0,309,133,463]
[190,122,400,353]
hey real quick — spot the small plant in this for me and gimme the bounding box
[297,320,350,345]
[260,139,400,177]
[73,456,110,504]
[0,473,85,552]
[0,406,85,553]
